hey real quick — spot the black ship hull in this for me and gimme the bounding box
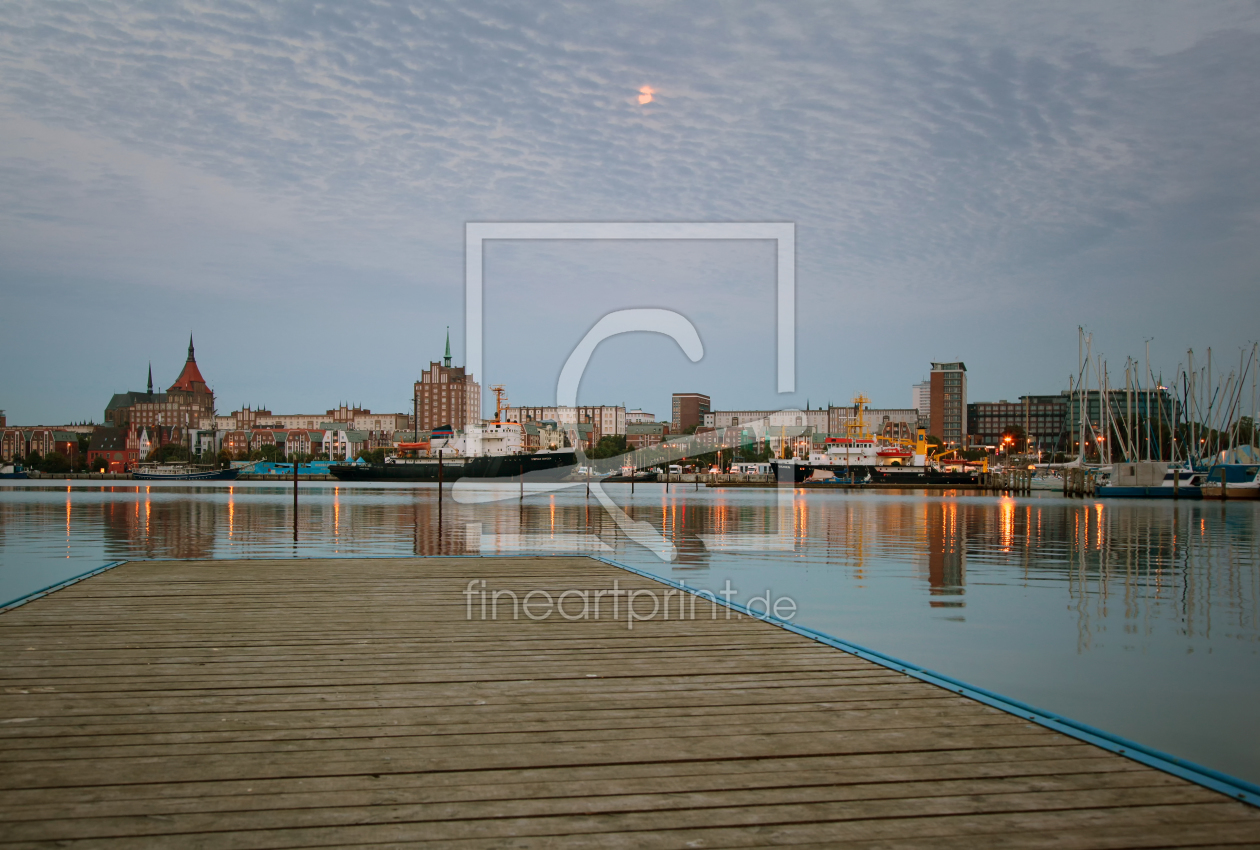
[784,462,978,486]
[866,467,977,486]
[330,451,577,482]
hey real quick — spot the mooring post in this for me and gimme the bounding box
[1220,466,1228,501]
[293,457,299,543]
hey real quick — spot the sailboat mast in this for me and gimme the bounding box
[1078,328,1084,463]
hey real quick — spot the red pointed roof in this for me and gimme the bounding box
[168,335,208,393]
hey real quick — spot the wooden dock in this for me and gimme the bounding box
[1,556,1257,848]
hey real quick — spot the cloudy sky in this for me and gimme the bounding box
[3,1,1259,424]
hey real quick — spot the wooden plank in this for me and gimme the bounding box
[1,556,1256,848]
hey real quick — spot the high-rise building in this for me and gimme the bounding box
[912,380,931,422]
[929,362,967,447]
[414,331,481,433]
[671,393,710,433]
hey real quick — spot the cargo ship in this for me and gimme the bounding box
[785,396,979,486]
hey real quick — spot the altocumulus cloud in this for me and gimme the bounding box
[1,1,1258,422]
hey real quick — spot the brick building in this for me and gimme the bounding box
[104,337,216,431]
[503,406,626,443]
[625,422,668,450]
[413,333,481,433]
[672,393,710,433]
[87,428,140,472]
[929,362,967,447]
[216,405,409,433]
[0,428,81,463]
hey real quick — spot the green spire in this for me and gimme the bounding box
[443,326,451,367]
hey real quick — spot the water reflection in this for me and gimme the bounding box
[4,484,1254,642]
[926,500,965,607]
[1,483,1257,781]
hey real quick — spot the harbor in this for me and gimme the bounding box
[2,554,1258,847]
[4,1,1260,845]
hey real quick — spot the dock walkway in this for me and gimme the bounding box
[1,557,1257,848]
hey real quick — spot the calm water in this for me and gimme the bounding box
[2,481,1258,784]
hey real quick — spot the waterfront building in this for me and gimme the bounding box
[223,430,251,457]
[625,421,668,450]
[104,337,216,431]
[709,409,829,430]
[0,429,82,463]
[828,407,920,440]
[672,393,710,433]
[414,333,481,433]
[929,362,968,447]
[326,429,369,461]
[502,406,626,441]
[968,395,1069,454]
[248,430,277,453]
[626,408,655,424]
[87,427,140,472]
[515,421,566,452]
[216,405,409,433]
[706,406,915,439]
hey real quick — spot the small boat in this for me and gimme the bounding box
[0,463,28,479]
[1201,465,1260,500]
[1098,463,1203,499]
[131,463,240,481]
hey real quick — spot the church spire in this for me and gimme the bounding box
[187,333,195,362]
[147,362,153,396]
[443,326,452,367]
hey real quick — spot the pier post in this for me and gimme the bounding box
[292,458,298,542]
[1220,467,1228,501]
